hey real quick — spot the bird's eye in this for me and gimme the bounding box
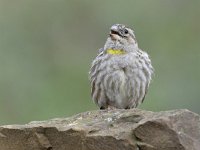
[124,29,128,34]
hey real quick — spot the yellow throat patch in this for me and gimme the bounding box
[106,49,126,55]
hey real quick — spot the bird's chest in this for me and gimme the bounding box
[104,53,138,72]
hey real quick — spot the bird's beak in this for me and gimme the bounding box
[111,24,118,32]
[109,24,121,37]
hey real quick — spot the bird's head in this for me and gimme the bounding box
[104,24,138,51]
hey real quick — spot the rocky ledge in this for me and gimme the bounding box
[0,109,200,150]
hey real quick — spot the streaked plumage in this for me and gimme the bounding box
[89,24,154,109]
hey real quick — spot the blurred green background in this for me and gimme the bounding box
[0,0,200,125]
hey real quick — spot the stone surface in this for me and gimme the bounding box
[0,109,200,150]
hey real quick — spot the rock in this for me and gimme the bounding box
[0,109,200,150]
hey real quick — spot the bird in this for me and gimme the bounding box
[89,24,154,109]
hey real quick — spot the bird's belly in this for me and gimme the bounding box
[90,52,152,109]
[103,57,147,108]
[103,66,131,108]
